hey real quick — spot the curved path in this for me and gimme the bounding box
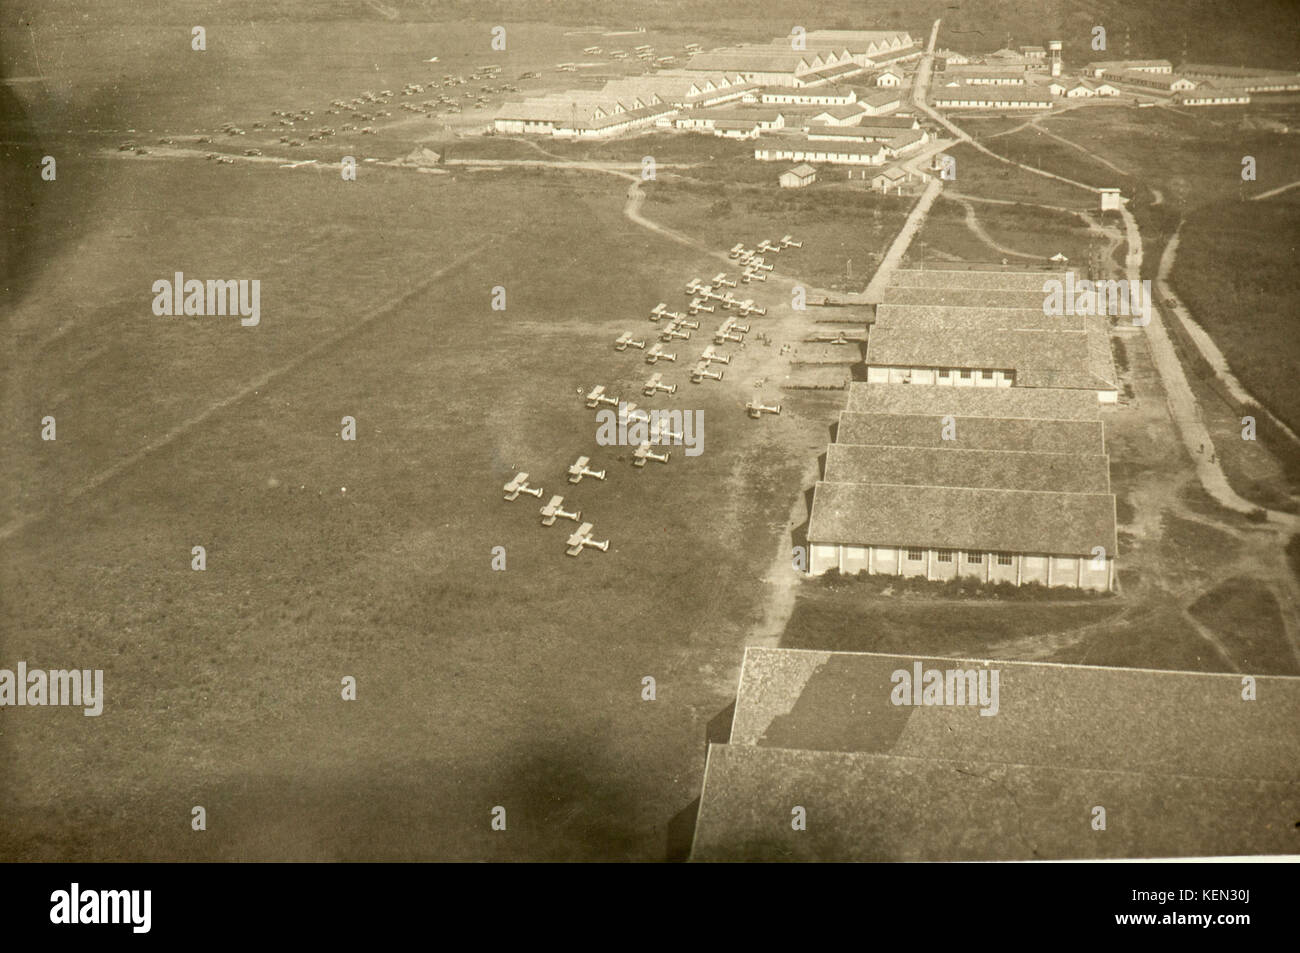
[930,96,1298,528]
[1118,200,1299,527]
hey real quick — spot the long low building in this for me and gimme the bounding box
[1175,87,1251,106]
[602,71,758,109]
[939,68,1027,85]
[800,62,869,86]
[767,30,916,66]
[674,107,786,131]
[864,322,1118,397]
[494,96,676,136]
[1102,69,1198,94]
[858,90,903,114]
[760,85,856,106]
[823,443,1112,493]
[1085,59,1173,76]
[932,87,1053,109]
[493,71,763,135]
[836,411,1105,454]
[753,138,888,165]
[691,648,1300,861]
[805,123,912,142]
[685,47,859,87]
[1177,63,1300,91]
[807,481,1117,587]
[845,380,1101,420]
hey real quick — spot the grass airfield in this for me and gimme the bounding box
[2,17,843,860]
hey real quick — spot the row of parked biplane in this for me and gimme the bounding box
[501,236,800,556]
[501,454,613,556]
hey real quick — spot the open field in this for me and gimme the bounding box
[2,127,850,860]
[962,119,1134,193]
[1190,576,1297,675]
[1172,195,1300,436]
[933,141,1096,209]
[907,194,1098,265]
[643,179,912,293]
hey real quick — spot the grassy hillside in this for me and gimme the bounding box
[1172,195,1300,433]
[7,0,1300,67]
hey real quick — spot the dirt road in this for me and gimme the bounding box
[1119,200,1299,527]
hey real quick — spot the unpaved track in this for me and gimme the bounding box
[860,177,944,301]
[934,99,1298,528]
[949,195,1044,260]
[1118,201,1299,528]
[1251,179,1300,201]
[1028,120,1133,179]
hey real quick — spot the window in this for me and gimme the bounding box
[938,370,950,380]
[936,550,953,563]
[959,370,973,380]
[907,548,924,561]
[997,553,1014,566]
[966,552,984,564]
[979,370,992,380]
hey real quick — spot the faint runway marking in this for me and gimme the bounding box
[0,241,490,543]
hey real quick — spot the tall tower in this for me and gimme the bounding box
[1048,40,1063,77]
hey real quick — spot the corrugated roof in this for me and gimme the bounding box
[800,30,913,51]
[882,286,1061,308]
[932,88,1052,103]
[845,381,1100,420]
[860,90,903,106]
[807,126,874,138]
[807,480,1117,555]
[691,744,1300,861]
[692,106,784,122]
[730,648,1300,780]
[687,49,842,73]
[823,443,1111,492]
[885,128,925,149]
[865,325,1111,390]
[943,68,1027,79]
[811,103,863,119]
[759,138,888,157]
[804,63,864,81]
[855,124,922,139]
[860,114,917,127]
[837,411,1105,454]
[890,268,1068,291]
[1090,59,1173,70]
[873,303,1085,332]
[692,647,1300,860]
